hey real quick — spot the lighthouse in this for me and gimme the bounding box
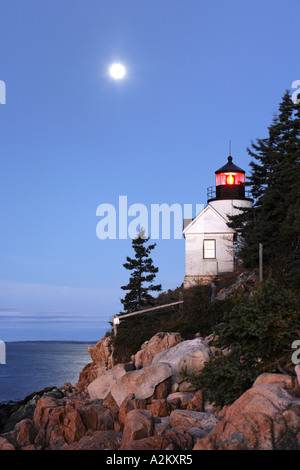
[183,155,253,288]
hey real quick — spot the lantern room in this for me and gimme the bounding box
[216,171,245,186]
[208,156,249,201]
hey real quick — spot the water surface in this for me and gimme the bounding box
[0,341,95,403]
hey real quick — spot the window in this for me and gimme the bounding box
[203,239,216,259]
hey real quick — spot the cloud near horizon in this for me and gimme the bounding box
[0,280,121,341]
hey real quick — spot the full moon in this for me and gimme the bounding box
[109,63,126,80]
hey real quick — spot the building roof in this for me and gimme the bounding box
[183,203,235,236]
[215,156,245,174]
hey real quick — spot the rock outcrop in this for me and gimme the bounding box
[87,363,134,401]
[120,409,154,446]
[193,373,300,450]
[134,332,182,369]
[75,335,114,392]
[1,332,300,451]
[169,409,219,435]
[86,333,211,403]
[152,337,211,383]
[110,363,173,407]
[216,270,258,301]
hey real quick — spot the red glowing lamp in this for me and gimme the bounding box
[227,174,234,185]
[216,172,245,186]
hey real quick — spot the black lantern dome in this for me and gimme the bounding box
[215,155,245,175]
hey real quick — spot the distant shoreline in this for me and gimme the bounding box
[5,340,97,344]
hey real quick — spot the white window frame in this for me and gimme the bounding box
[203,239,216,259]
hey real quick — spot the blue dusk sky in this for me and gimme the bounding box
[0,0,299,341]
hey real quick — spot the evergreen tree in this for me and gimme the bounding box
[120,229,162,314]
[228,90,300,287]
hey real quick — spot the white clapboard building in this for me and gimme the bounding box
[183,156,253,288]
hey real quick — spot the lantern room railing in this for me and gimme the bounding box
[207,185,252,201]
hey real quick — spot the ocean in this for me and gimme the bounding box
[0,341,96,404]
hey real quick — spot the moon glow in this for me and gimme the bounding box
[109,63,126,80]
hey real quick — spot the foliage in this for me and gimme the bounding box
[120,228,162,314]
[190,277,300,406]
[191,347,256,407]
[113,283,232,363]
[228,91,300,288]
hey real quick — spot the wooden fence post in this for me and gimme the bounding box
[259,243,263,281]
[112,315,117,336]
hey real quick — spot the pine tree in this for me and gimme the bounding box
[228,90,300,286]
[120,229,162,314]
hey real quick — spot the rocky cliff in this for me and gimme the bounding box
[1,330,300,450]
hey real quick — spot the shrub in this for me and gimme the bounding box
[112,284,231,363]
[191,347,258,407]
[190,277,300,407]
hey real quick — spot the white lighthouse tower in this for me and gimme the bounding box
[183,155,253,288]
